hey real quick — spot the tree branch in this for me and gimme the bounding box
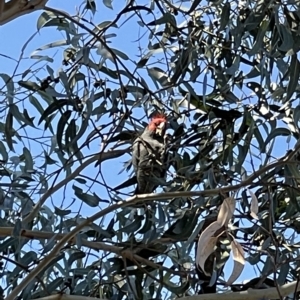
[0,227,122,252]
[0,0,48,26]
[22,148,128,225]
[38,295,105,300]
[121,158,296,203]
[179,280,300,300]
[8,134,300,299]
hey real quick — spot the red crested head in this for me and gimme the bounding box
[148,113,167,135]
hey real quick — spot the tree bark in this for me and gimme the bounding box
[0,0,49,25]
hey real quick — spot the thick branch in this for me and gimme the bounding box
[0,227,122,253]
[0,0,48,25]
[38,295,105,300]
[179,281,300,300]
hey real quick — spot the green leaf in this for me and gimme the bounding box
[219,2,230,31]
[56,110,72,151]
[0,141,8,162]
[42,234,58,254]
[278,24,294,52]
[111,48,129,60]
[277,260,289,285]
[68,251,86,267]
[37,11,70,30]
[46,65,55,79]
[66,110,90,149]
[29,95,44,116]
[38,253,65,276]
[203,70,208,106]
[225,56,240,75]
[187,0,202,14]
[65,119,77,149]
[13,219,22,237]
[148,67,169,87]
[147,13,176,27]
[166,280,189,294]
[54,206,71,216]
[4,109,14,151]
[137,57,149,68]
[10,104,35,128]
[184,220,205,254]
[254,126,265,152]
[20,251,37,266]
[0,238,16,253]
[0,73,14,104]
[42,278,64,296]
[247,20,270,56]
[294,106,300,125]
[103,0,113,9]
[23,147,34,172]
[262,128,291,152]
[38,99,69,125]
[138,210,153,234]
[74,177,87,184]
[18,80,40,91]
[119,215,143,233]
[286,55,300,102]
[98,66,118,79]
[59,71,72,94]
[73,185,105,207]
[23,109,35,127]
[30,55,54,63]
[86,0,96,14]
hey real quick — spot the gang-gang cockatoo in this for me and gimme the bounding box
[132,113,168,194]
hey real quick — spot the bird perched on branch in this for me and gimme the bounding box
[132,113,168,194]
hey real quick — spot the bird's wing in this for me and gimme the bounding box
[133,136,154,170]
[132,137,144,172]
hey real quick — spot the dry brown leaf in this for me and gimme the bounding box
[196,221,222,274]
[196,236,218,275]
[226,240,245,285]
[217,197,236,226]
[248,189,259,220]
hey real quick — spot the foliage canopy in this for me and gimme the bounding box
[1,0,300,299]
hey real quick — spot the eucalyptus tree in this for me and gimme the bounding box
[0,0,300,300]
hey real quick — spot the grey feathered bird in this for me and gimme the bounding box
[132,114,168,194]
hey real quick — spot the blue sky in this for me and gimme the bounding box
[0,0,137,200]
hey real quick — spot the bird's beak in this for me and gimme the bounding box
[155,122,166,136]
